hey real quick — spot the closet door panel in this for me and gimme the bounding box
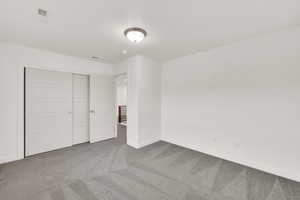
[90,74,115,143]
[72,74,89,145]
[26,68,73,156]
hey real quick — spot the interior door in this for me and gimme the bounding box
[89,74,115,143]
[25,68,73,156]
[72,74,90,145]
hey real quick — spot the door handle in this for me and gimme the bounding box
[90,110,95,113]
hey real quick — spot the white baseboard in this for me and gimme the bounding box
[127,137,161,149]
[162,136,300,183]
[127,140,139,149]
[0,154,18,165]
[137,137,161,148]
[90,135,116,144]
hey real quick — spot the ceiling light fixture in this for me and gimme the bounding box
[124,27,147,43]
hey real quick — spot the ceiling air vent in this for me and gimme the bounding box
[38,9,47,17]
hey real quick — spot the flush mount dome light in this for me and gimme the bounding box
[124,27,147,43]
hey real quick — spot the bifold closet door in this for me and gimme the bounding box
[90,74,115,143]
[25,68,73,156]
[72,74,89,145]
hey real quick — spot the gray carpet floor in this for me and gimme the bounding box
[0,127,300,200]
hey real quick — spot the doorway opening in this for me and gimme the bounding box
[115,73,127,144]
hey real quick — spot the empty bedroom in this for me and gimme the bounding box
[1,0,300,200]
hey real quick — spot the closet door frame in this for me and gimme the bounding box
[23,67,116,158]
[24,68,92,157]
[24,67,73,156]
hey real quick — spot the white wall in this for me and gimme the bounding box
[115,75,127,106]
[0,42,113,164]
[115,55,161,148]
[162,27,300,182]
[117,85,127,105]
[136,56,161,147]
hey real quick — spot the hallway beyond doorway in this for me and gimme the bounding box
[115,124,126,145]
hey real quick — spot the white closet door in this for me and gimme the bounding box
[72,74,89,145]
[26,68,73,156]
[90,74,115,143]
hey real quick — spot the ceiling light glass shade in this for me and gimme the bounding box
[124,27,147,43]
